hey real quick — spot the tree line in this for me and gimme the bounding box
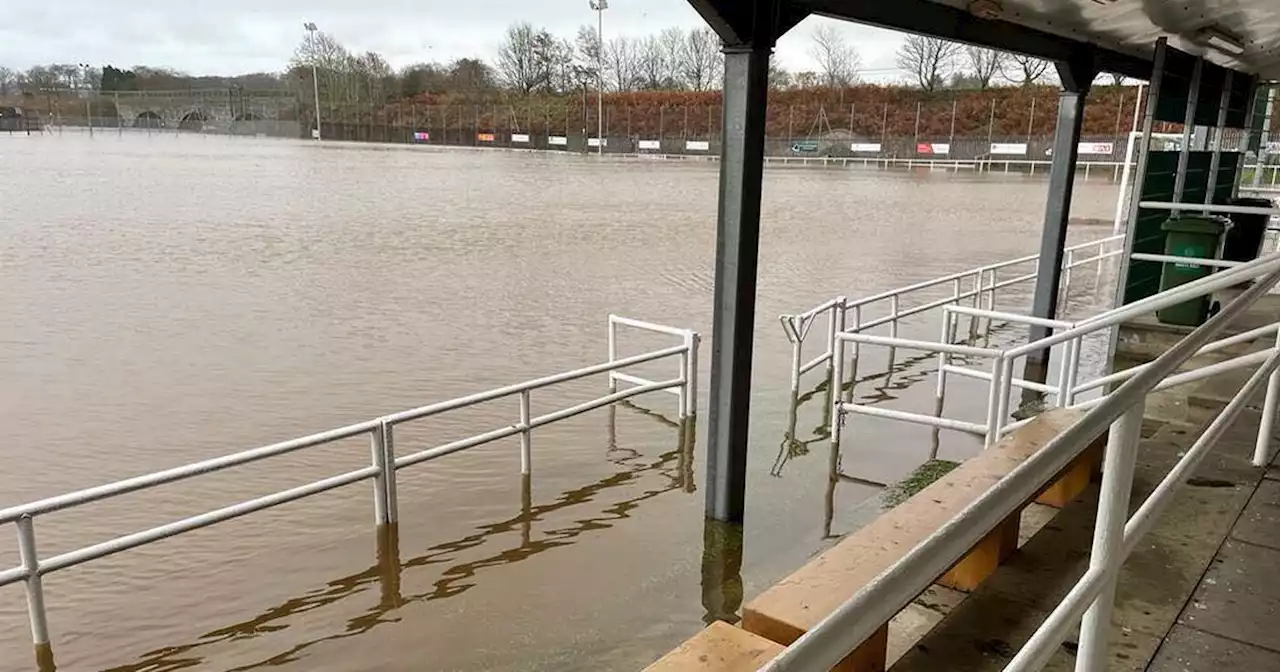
[0,23,1116,107]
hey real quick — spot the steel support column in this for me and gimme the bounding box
[706,44,771,523]
[1026,57,1096,383]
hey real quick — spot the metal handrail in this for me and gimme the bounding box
[761,253,1280,670]
[0,315,699,670]
[779,233,1122,395]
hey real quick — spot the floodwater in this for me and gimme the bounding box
[0,132,1118,671]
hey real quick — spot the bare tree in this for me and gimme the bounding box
[574,25,601,88]
[496,22,542,94]
[637,29,683,89]
[604,36,641,92]
[809,24,861,87]
[768,58,794,90]
[897,35,961,91]
[0,67,14,97]
[1002,53,1051,86]
[678,28,723,91]
[964,46,1005,90]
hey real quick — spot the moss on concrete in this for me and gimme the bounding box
[883,459,961,509]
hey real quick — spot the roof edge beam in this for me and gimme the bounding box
[687,0,809,48]
[795,0,1150,80]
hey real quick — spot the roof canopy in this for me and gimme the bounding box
[692,0,1280,81]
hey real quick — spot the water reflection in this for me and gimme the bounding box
[104,402,695,672]
[699,518,743,626]
[777,320,1027,538]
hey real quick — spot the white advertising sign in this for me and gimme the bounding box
[549,136,568,146]
[638,139,661,150]
[511,133,530,143]
[686,140,711,151]
[931,143,951,155]
[850,143,882,153]
[1077,142,1115,155]
[990,142,1028,155]
[587,137,608,147]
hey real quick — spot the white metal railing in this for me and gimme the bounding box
[781,233,1123,395]
[0,315,698,669]
[759,248,1280,670]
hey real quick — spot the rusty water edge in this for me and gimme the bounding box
[35,641,55,672]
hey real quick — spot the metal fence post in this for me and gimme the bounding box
[786,318,803,394]
[1255,324,1280,466]
[950,278,962,343]
[607,316,618,393]
[936,309,952,419]
[686,331,700,418]
[1077,399,1146,670]
[850,304,862,369]
[382,421,399,524]
[830,335,846,450]
[370,425,389,525]
[519,391,532,474]
[889,294,900,340]
[16,516,51,666]
[984,355,1005,448]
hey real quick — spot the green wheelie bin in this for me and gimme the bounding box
[1155,215,1228,327]
[1223,197,1273,262]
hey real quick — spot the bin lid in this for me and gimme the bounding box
[1161,214,1229,234]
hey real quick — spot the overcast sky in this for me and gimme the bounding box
[1,1,911,81]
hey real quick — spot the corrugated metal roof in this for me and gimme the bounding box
[922,0,1280,78]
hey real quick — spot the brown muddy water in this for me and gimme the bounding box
[0,132,1119,671]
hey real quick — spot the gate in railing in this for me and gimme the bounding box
[0,315,698,670]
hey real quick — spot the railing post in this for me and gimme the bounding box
[830,335,845,450]
[685,331,700,419]
[607,315,618,393]
[936,309,952,421]
[1066,336,1082,407]
[788,319,804,395]
[1255,325,1280,466]
[969,270,982,340]
[383,421,399,524]
[984,355,1005,448]
[997,356,1015,437]
[949,279,961,343]
[889,294,900,340]
[826,300,841,364]
[678,347,690,420]
[370,426,389,525]
[1063,249,1074,303]
[987,268,999,327]
[16,516,52,668]
[519,390,533,474]
[1055,340,1074,408]
[850,305,862,367]
[1077,399,1147,671]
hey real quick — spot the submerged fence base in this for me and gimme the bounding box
[1,315,699,671]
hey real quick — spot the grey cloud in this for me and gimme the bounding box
[1,1,907,80]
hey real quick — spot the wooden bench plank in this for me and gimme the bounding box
[643,621,783,672]
[742,409,1084,671]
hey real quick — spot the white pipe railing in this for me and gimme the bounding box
[761,249,1280,671]
[0,315,698,669]
[780,234,1123,395]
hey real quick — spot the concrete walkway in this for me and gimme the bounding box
[1147,456,1280,671]
[887,300,1280,672]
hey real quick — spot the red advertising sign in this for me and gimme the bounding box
[477,133,495,142]
[916,142,933,154]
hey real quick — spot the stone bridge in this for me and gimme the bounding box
[105,89,298,133]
